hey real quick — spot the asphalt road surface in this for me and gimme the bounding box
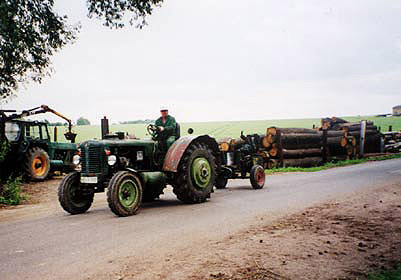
[1,158,401,280]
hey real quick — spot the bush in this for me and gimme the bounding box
[0,139,9,163]
[0,176,24,205]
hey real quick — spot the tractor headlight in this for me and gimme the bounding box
[73,155,81,165]
[108,155,117,166]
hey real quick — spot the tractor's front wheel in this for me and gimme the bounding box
[250,165,265,189]
[24,147,50,181]
[58,172,94,214]
[107,171,143,217]
[172,142,216,203]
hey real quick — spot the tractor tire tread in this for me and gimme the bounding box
[24,147,50,181]
[107,171,143,217]
[171,142,217,203]
[58,172,93,214]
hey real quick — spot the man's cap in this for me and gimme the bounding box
[160,108,168,112]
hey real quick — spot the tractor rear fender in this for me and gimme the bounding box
[162,135,220,172]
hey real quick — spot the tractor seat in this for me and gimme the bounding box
[175,122,180,140]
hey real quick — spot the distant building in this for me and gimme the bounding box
[393,105,401,116]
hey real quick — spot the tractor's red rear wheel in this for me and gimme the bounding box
[250,165,265,189]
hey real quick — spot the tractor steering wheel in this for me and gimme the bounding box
[147,124,160,138]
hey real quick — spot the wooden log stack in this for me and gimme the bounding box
[318,131,357,160]
[263,124,360,168]
[320,117,383,156]
[264,127,324,168]
[383,131,401,153]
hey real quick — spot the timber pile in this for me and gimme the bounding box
[217,117,392,170]
[263,127,324,168]
[383,131,401,153]
[320,117,383,156]
[319,130,357,160]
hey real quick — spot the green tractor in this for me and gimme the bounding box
[0,105,78,181]
[58,121,220,217]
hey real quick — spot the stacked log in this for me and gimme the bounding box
[265,120,358,161]
[332,121,374,131]
[321,117,348,130]
[265,127,323,168]
[319,131,357,160]
[383,131,401,153]
[320,117,383,156]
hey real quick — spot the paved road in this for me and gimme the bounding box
[1,159,401,280]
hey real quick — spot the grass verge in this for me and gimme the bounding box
[266,153,401,174]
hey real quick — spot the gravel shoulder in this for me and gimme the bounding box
[101,183,401,280]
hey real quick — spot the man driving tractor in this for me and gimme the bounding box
[154,108,177,150]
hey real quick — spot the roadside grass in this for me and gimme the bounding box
[266,153,401,174]
[369,264,401,280]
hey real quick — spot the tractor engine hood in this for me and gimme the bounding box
[79,139,157,175]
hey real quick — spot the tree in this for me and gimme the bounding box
[87,0,164,29]
[0,1,77,100]
[0,0,163,100]
[77,117,90,126]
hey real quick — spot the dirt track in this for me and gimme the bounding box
[182,184,401,280]
[0,159,400,280]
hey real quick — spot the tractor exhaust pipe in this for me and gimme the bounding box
[101,116,109,140]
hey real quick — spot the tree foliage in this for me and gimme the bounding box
[0,0,163,100]
[87,0,164,29]
[77,117,90,126]
[0,0,78,100]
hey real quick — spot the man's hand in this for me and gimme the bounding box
[158,126,164,132]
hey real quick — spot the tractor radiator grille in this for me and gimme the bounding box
[81,146,102,173]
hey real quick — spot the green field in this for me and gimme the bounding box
[50,116,401,143]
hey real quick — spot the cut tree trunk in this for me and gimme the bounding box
[280,133,322,149]
[282,157,323,168]
[327,136,343,145]
[324,131,346,137]
[336,124,377,131]
[262,136,271,149]
[347,129,380,137]
[281,148,322,159]
[267,127,318,136]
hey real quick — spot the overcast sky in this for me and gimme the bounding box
[2,0,401,124]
